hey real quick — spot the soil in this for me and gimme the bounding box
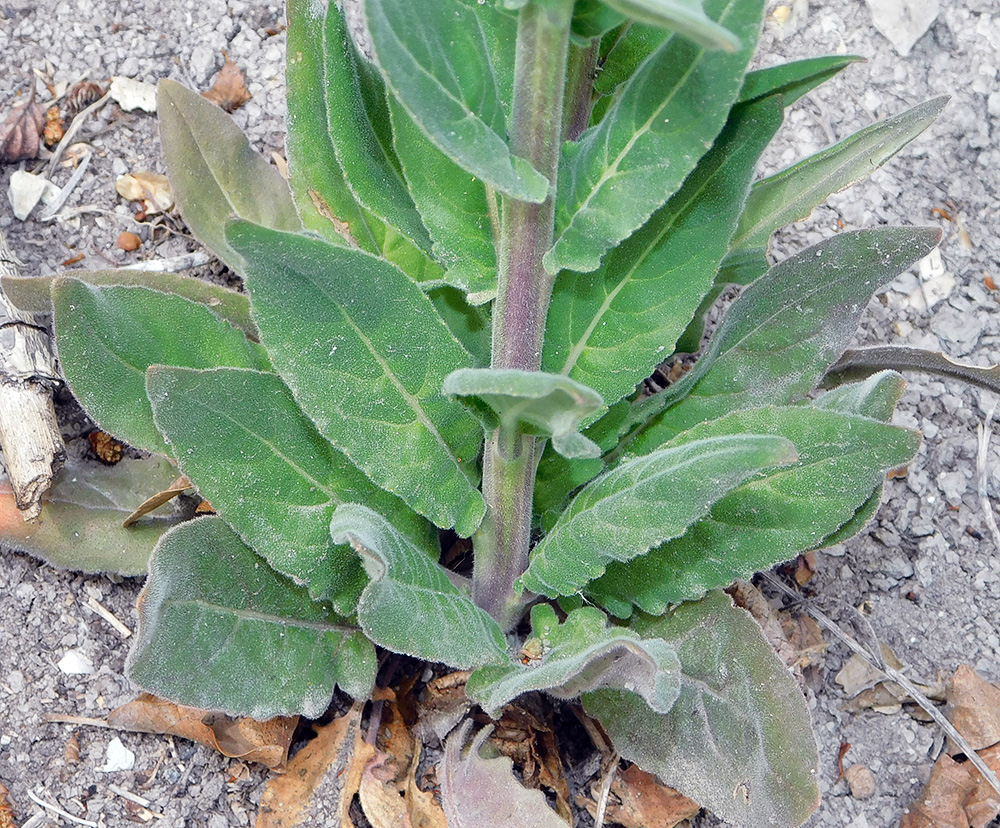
[0,1,998,827]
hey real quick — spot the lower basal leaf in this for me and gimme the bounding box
[584,590,820,828]
[127,516,376,720]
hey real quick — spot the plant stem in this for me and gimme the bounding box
[473,0,575,629]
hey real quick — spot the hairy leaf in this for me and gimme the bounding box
[813,369,907,420]
[584,591,820,828]
[545,0,764,275]
[429,286,492,368]
[364,0,548,203]
[825,346,1000,396]
[329,504,507,669]
[53,279,269,455]
[127,516,376,720]
[229,223,485,536]
[466,604,680,719]
[158,79,301,271]
[736,54,862,105]
[599,0,741,50]
[521,434,796,597]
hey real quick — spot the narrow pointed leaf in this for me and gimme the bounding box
[545,0,764,275]
[584,591,820,828]
[127,516,376,720]
[443,368,604,459]
[587,405,919,614]
[825,345,1000,396]
[53,279,270,455]
[330,504,507,669]
[521,434,797,597]
[364,0,548,203]
[467,604,681,719]
[599,0,741,50]
[158,79,301,271]
[543,94,782,407]
[228,223,485,536]
[147,367,434,612]
[737,54,862,104]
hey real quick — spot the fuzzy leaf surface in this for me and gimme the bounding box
[466,604,681,719]
[158,79,301,271]
[127,516,376,720]
[584,590,820,828]
[521,434,796,597]
[587,405,919,615]
[736,54,861,105]
[147,367,433,612]
[364,0,547,203]
[545,0,764,275]
[330,504,507,669]
[53,279,269,455]
[229,223,485,536]
[598,0,741,50]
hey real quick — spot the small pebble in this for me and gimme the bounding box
[845,764,876,799]
[57,649,94,675]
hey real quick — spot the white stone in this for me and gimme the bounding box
[7,171,58,221]
[100,737,135,772]
[864,0,940,57]
[57,649,94,675]
[109,76,157,113]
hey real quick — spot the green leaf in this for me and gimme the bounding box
[228,223,486,536]
[593,22,665,97]
[727,97,948,264]
[443,368,604,459]
[53,279,270,455]
[364,0,548,203]
[737,54,862,105]
[587,405,919,614]
[543,94,783,408]
[4,270,256,338]
[544,0,764,275]
[584,591,820,828]
[330,504,507,669]
[521,434,796,597]
[572,0,627,40]
[127,516,376,719]
[147,367,434,612]
[0,455,182,576]
[467,604,681,719]
[157,79,301,271]
[598,0,741,50]
[813,369,907,420]
[623,227,941,451]
[429,286,492,368]
[825,346,1000,397]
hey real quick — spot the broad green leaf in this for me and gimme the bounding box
[737,54,862,105]
[4,270,256,338]
[443,368,604,459]
[584,591,820,828]
[147,367,434,612]
[389,96,497,301]
[429,286,492,368]
[544,0,764,275]
[813,369,907,420]
[599,0,741,50]
[286,0,379,251]
[157,80,301,272]
[572,0,627,40]
[815,484,884,549]
[622,227,940,451]
[593,22,665,97]
[543,94,783,408]
[0,455,181,576]
[364,0,548,203]
[127,516,376,719]
[521,434,796,597]
[53,279,270,455]
[587,405,919,614]
[727,97,948,264]
[467,604,681,719]
[330,504,507,669]
[228,223,485,536]
[825,345,1000,397]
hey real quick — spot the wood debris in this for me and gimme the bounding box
[202,51,251,112]
[0,85,44,163]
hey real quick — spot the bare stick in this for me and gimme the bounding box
[26,790,99,827]
[977,397,1000,553]
[85,595,132,638]
[42,713,111,728]
[592,755,619,828]
[44,91,111,175]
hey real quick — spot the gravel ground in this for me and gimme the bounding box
[1,1,998,827]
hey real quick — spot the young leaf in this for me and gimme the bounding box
[544,0,765,275]
[53,279,270,455]
[466,604,681,719]
[813,369,907,420]
[127,516,376,720]
[543,94,783,408]
[737,54,862,105]
[584,590,820,828]
[521,434,797,597]
[147,367,434,612]
[329,504,507,670]
[0,455,181,576]
[825,345,1000,397]
[364,0,548,203]
[598,0,741,51]
[586,405,920,614]
[441,720,570,828]
[157,79,301,272]
[443,368,603,459]
[228,223,486,536]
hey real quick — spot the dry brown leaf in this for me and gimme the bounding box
[360,749,409,828]
[65,81,107,115]
[901,754,977,828]
[406,741,448,828]
[116,171,173,214]
[64,732,81,764]
[0,88,44,163]
[257,704,372,828]
[108,693,296,770]
[0,782,15,828]
[793,550,818,585]
[43,105,64,147]
[946,665,1000,752]
[728,579,826,671]
[89,430,125,465]
[202,51,252,112]
[122,475,193,528]
[589,764,700,828]
[963,743,1000,828]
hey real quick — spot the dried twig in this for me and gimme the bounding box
[977,397,1000,553]
[25,791,98,828]
[591,754,619,828]
[84,595,132,638]
[44,91,111,175]
[42,713,111,728]
[38,147,93,221]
